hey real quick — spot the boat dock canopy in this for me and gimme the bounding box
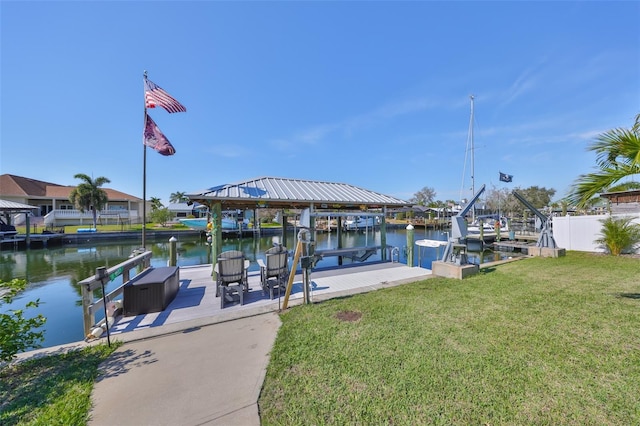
[186,176,409,211]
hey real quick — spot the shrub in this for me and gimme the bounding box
[150,207,173,227]
[0,279,46,362]
[594,216,640,256]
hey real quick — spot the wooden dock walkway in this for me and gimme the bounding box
[107,262,433,341]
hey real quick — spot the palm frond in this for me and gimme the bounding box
[589,128,640,169]
[565,164,640,208]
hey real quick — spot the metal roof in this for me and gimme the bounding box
[0,199,39,211]
[186,177,409,210]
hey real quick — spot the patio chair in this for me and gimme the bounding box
[215,250,250,308]
[257,245,289,299]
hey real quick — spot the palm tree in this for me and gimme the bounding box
[566,113,640,208]
[169,191,189,204]
[594,216,640,256]
[150,197,164,211]
[69,174,110,229]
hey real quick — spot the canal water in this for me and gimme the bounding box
[1,228,501,350]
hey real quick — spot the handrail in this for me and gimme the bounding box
[315,245,382,257]
[390,246,400,263]
[79,250,152,336]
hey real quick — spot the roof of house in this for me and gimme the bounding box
[388,205,432,213]
[186,176,409,210]
[167,202,208,212]
[599,189,640,206]
[0,174,142,202]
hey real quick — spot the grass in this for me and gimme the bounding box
[0,343,120,426]
[15,222,191,234]
[16,221,285,234]
[2,252,638,425]
[259,252,640,425]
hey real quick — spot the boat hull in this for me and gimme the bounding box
[343,217,379,231]
[178,218,238,230]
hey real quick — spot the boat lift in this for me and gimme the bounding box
[441,184,486,265]
[511,191,557,249]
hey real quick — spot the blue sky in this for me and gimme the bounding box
[2,1,639,206]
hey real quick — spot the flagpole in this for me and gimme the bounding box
[141,71,185,250]
[142,71,148,249]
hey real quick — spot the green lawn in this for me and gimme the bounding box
[15,223,191,234]
[16,221,283,234]
[259,252,640,425]
[0,343,120,426]
[2,252,638,425]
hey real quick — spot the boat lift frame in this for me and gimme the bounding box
[511,191,557,249]
[441,184,486,264]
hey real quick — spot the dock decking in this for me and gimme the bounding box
[0,233,65,248]
[108,263,433,342]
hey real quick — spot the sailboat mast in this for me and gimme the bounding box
[469,95,475,222]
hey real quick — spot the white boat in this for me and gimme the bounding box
[343,216,378,231]
[179,217,239,230]
[415,239,448,248]
[467,216,509,234]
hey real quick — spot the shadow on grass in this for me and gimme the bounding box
[618,293,640,300]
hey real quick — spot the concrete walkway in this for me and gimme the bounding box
[88,312,281,426]
[85,264,433,425]
[12,263,434,425]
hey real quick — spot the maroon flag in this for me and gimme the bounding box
[144,77,187,113]
[143,114,176,156]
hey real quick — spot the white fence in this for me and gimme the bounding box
[43,209,139,226]
[552,213,640,253]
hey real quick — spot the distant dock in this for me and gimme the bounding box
[0,233,66,249]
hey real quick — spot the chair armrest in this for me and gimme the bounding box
[257,259,266,282]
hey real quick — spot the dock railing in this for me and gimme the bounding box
[315,245,398,263]
[79,250,152,337]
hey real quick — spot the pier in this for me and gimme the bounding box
[492,233,539,254]
[79,252,434,341]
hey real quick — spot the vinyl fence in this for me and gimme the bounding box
[552,213,640,253]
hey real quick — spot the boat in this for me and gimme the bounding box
[467,215,509,235]
[343,216,378,231]
[179,217,239,230]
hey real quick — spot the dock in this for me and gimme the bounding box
[492,240,536,254]
[105,262,434,342]
[0,232,65,249]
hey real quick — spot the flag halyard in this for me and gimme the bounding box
[144,78,186,113]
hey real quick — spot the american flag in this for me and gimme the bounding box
[144,77,186,113]
[143,114,176,156]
